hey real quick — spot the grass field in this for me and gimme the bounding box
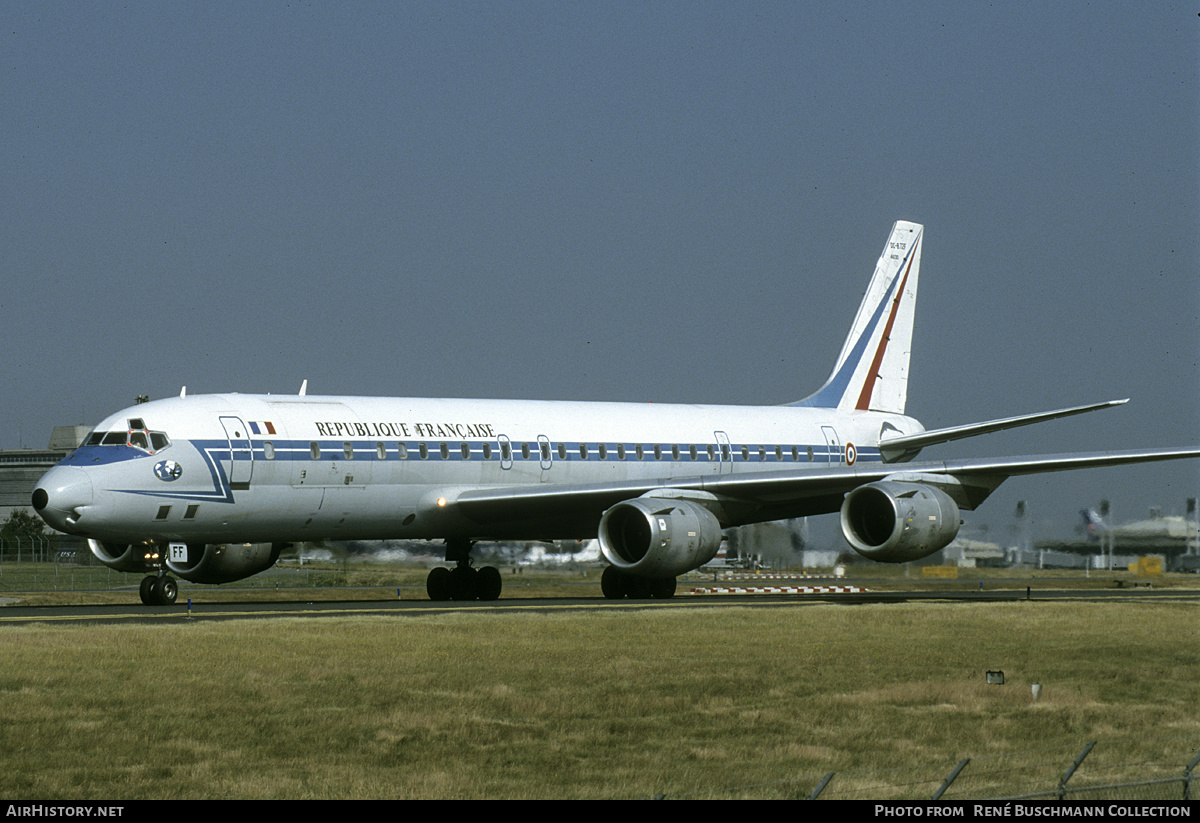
[1,587,1198,799]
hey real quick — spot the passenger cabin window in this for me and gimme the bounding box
[558,443,567,460]
[264,442,275,460]
[398,442,408,459]
[343,442,354,460]
[310,442,321,459]
[377,442,387,459]
[482,442,492,460]
[461,443,470,459]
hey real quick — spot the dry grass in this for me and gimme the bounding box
[0,601,1197,799]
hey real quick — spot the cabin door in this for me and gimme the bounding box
[821,426,842,465]
[219,416,254,490]
[714,431,733,474]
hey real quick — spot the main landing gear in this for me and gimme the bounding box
[426,539,502,602]
[601,566,677,600]
[139,573,178,606]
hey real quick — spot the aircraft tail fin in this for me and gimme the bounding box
[791,220,923,413]
[1081,508,1106,541]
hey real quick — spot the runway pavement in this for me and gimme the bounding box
[1,584,1196,625]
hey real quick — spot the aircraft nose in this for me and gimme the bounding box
[32,466,94,532]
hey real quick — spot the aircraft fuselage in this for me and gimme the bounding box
[36,392,922,545]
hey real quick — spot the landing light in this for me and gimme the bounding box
[437,497,447,507]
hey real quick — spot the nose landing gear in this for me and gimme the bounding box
[139,574,178,606]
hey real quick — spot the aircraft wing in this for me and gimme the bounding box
[452,446,1200,531]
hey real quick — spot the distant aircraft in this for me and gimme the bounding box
[31,221,1200,604]
[1080,508,1107,541]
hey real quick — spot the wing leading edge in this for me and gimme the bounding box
[451,446,1200,533]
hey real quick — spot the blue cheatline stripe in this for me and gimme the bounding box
[217,438,880,465]
[71,438,882,468]
[117,440,237,504]
[60,445,146,466]
[102,436,882,505]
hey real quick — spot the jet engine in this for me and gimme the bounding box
[165,542,284,584]
[598,497,722,577]
[839,481,960,563]
[88,539,283,583]
[88,540,159,573]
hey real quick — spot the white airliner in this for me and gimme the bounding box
[32,221,1200,605]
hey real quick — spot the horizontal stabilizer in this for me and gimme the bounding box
[878,399,1129,462]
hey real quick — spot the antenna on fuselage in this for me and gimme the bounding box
[299,379,308,396]
[179,386,187,398]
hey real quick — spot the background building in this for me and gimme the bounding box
[0,426,89,525]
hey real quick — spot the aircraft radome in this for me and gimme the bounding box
[31,221,1200,605]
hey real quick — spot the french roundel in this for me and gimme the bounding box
[845,442,857,466]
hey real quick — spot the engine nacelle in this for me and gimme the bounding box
[598,497,722,577]
[88,539,159,573]
[840,481,960,563]
[165,542,283,584]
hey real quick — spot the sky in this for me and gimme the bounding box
[2,2,1197,543]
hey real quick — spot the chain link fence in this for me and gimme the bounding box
[662,738,1200,800]
[0,537,352,595]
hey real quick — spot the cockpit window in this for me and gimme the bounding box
[123,419,169,453]
[85,423,171,454]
